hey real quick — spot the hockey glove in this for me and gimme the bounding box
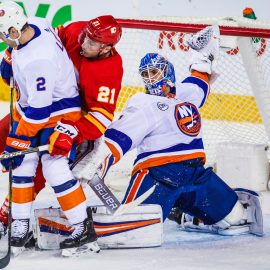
[49,120,79,157]
[1,134,35,171]
[186,25,220,74]
[0,47,13,85]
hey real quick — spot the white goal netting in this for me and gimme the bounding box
[106,16,270,191]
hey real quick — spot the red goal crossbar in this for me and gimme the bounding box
[116,18,270,38]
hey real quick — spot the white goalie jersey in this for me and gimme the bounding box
[104,90,206,175]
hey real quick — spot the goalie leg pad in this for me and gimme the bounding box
[34,204,163,249]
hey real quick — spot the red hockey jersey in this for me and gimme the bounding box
[57,21,124,143]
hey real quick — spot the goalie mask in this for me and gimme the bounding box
[139,53,176,96]
[0,1,27,40]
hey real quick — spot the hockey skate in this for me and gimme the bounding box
[11,219,35,256]
[60,207,100,257]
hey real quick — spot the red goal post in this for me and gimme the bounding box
[107,16,270,183]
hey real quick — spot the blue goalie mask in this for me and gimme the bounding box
[139,53,176,96]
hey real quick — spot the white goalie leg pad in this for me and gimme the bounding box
[34,204,163,250]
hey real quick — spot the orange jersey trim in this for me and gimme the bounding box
[13,186,35,204]
[15,111,81,137]
[57,186,86,211]
[84,113,106,134]
[191,70,210,83]
[132,152,206,176]
[105,141,121,163]
[125,169,148,203]
[91,107,114,121]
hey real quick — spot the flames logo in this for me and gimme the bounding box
[175,102,201,137]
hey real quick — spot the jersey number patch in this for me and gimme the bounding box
[97,86,116,104]
[36,77,46,91]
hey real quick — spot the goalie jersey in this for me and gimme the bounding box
[12,17,81,137]
[104,92,205,176]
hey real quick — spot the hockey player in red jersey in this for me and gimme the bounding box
[49,15,123,155]
[0,14,123,240]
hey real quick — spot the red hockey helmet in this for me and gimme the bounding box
[80,15,122,46]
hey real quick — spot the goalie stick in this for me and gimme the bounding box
[88,173,156,215]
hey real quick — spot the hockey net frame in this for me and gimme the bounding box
[105,17,270,192]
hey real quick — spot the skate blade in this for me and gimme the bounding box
[62,241,100,257]
[12,246,26,257]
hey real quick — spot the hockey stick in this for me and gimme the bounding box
[0,145,49,161]
[88,174,156,215]
[0,77,14,269]
[113,185,156,216]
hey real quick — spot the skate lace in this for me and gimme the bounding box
[69,222,84,240]
[12,219,28,238]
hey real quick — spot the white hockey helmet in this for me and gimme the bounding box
[0,1,27,38]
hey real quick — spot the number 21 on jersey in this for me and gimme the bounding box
[97,86,116,104]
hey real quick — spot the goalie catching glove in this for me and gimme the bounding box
[186,25,220,74]
[1,134,36,170]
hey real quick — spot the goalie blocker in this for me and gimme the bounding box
[34,204,163,249]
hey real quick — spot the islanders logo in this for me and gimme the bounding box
[175,102,201,136]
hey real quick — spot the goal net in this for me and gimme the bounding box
[106,16,270,191]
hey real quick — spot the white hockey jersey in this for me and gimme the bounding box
[175,71,210,108]
[12,17,81,137]
[105,92,205,175]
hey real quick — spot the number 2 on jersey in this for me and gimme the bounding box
[97,86,116,104]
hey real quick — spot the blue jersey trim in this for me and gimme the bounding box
[181,76,209,108]
[105,128,132,155]
[134,138,204,164]
[17,24,41,50]
[19,95,81,121]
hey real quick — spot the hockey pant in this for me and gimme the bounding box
[0,114,46,195]
[122,160,237,224]
[10,126,87,225]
